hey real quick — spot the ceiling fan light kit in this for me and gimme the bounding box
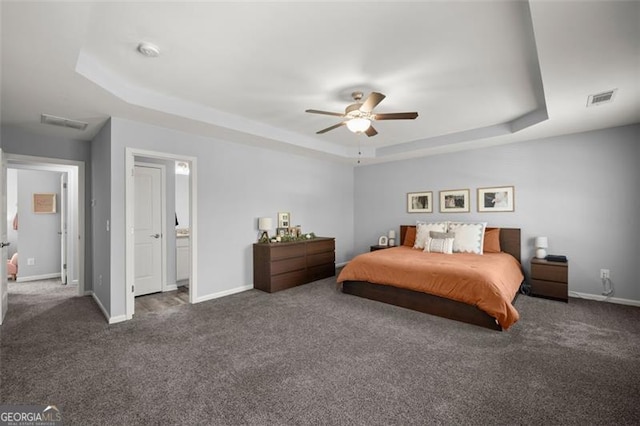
[346,118,372,133]
[306,91,418,137]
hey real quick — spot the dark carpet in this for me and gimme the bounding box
[1,277,639,425]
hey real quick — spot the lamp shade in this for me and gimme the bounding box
[258,217,272,231]
[388,230,396,239]
[535,237,548,248]
[346,118,371,133]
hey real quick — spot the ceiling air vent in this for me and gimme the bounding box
[40,114,89,131]
[587,89,616,107]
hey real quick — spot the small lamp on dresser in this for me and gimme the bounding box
[388,229,396,246]
[535,236,548,259]
[258,217,272,243]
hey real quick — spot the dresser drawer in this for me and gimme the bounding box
[307,251,335,267]
[270,244,305,261]
[307,239,335,255]
[271,256,306,275]
[270,269,308,292]
[530,279,568,301]
[531,263,568,283]
[308,264,335,282]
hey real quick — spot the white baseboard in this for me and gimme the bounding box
[194,285,253,304]
[569,291,640,307]
[16,272,61,282]
[90,292,127,324]
[336,261,348,268]
[164,284,178,292]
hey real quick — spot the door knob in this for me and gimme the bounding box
[150,234,161,239]
[0,242,10,248]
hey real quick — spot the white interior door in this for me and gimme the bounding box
[60,173,68,284]
[0,149,8,324]
[134,165,163,296]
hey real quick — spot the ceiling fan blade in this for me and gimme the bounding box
[365,125,378,137]
[359,92,386,113]
[374,112,419,120]
[305,109,345,117]
[317,122,346,134]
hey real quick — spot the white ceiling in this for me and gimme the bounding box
[1,1,639,164]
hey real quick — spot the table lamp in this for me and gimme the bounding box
[535,236,548,259]
[388,229,396,246]
[258,217,272,242]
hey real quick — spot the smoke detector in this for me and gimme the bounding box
[137,42,160,58]
[40,114,88,131]
[587,89,616,107]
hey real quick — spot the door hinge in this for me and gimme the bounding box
[63,182,68,189]
[132,285,135,293]
[63,263,67,269]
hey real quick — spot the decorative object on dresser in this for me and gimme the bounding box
[534,236,548,259]
[530,257,568,302]
[277,212,290,228]
[388,230,396,246]
[407,191,433,213]
[439,189,470,213]
[253,237,335,293]
[477,186,515,212]
[377,235,388,246]
[257,217,272,243]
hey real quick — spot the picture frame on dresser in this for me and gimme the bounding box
[278,212,290,228]
[439,189,470,213]
[478,186,515,212]
[407,191,433,213]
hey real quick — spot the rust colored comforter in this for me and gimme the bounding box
[337,246,524,329]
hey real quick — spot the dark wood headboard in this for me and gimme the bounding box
[399,225,521,264]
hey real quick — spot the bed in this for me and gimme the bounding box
[337,225,524,331]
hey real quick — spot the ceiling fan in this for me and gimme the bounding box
[305,91,418,137]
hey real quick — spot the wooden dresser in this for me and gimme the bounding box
[253,237,335,293]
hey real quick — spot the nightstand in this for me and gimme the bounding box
[530,258,568,303]
[370,245,393,252]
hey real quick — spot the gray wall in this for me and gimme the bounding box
[91,121,111,311]
[0,125,93,290]
[107,117,355,318]
[15,169,62,279]
[354,124,640,301]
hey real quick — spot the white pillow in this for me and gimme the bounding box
[414,221,448,249]
[424,237,454,254]
[447,222,487,254]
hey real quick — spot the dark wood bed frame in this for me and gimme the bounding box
[341,226,522,331]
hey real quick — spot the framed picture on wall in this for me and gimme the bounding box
[33,193,56,214]
[439,189,470,213]
[477,186,515,212]
[407,191,433,213]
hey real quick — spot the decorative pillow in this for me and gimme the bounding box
[403,227,417,247]
[447,222,487,254]
[414,221,448,249]
[429,231,455,239]
[424,237,454,254]
[483,228,501,253]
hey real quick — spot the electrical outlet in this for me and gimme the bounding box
[27,258,35,266]
[600,269,610,279]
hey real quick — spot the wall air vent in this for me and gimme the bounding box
[587,89,616,107]
[40,114,89,131]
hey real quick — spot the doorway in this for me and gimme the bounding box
[125,148,197,320]
[0,153,85,326]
